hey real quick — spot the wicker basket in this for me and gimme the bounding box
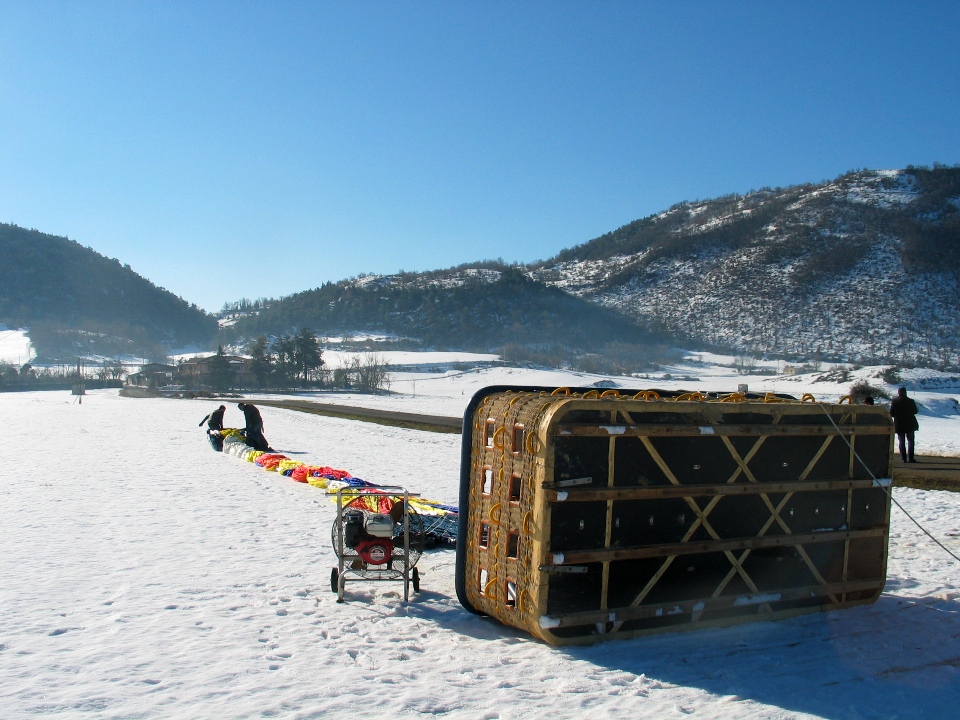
[455,386,893,645]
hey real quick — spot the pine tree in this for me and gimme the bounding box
[293,327,323,383]
[248,335,272,389]
[208,346,235,391]
[271,335,296,386]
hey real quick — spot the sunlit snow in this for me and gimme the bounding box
[3,361,960,719]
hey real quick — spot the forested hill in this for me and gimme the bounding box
[220,267,668,364]
[0,224,217,360]
[220,166,960,370]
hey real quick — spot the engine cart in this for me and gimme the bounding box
[329,485,427,602]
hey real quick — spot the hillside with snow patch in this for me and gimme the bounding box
[224,167,960,369]
[529,168,960,367]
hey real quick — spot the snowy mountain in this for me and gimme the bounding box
[243,166,958,368]
[528,167,960,367]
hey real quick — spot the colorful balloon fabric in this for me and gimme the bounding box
[212,428,458,544]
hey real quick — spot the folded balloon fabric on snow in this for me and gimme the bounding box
[215,430,459,544]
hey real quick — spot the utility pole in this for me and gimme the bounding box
[72,357,86,403]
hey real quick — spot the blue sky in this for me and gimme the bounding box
[2,1,958,312]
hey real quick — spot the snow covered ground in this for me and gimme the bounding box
[3,365,960,719]
[319,350,499,370]
[247,354,960,458]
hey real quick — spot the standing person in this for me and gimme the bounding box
[889,387,919,463]
[199,404,226,431]
[238,402,272,451]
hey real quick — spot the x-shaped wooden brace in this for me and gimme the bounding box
[713,433,840,605]
[610,423,839,632]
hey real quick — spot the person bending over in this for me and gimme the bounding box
[200,404,227,451]
[199,404,226,431]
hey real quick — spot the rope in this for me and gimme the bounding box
[817,403,960,565]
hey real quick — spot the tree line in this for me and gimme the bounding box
[0,360,126,390]
[204,328,389,393]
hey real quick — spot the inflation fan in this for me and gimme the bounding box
[329,486,426,602]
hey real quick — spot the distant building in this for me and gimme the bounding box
[126,363,176,388]
[176,355,251,389]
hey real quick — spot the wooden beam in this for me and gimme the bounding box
[542,477,890,502]
[549,527,887,564]
[554,424,889,438]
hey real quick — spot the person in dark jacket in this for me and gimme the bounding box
[200,404,227,451]
[238,402,272,451]
[889,387,919,463]
[199,405,226,431]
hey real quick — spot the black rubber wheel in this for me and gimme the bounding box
[411,567,420,593]
[330,567,339,594]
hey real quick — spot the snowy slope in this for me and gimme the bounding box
[3,376,960,719]
[527,170,960,367]
[309,169,959,369]
[0,325,34,364]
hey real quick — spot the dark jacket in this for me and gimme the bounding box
[240,403,263,429]
[200,406,226,431]
[889,396,919,433]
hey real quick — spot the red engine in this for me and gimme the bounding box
[354,538,394,565]
[343,509,396,565]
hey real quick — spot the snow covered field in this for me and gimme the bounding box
[3,365,960,719]
[319,350,499,370]
[248,354,960,458]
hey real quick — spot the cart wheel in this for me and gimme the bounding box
[330,567,339,594]
[412,567,420,593]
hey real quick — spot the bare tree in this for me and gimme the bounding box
[349,353,391,392]
[110,363,126,381]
